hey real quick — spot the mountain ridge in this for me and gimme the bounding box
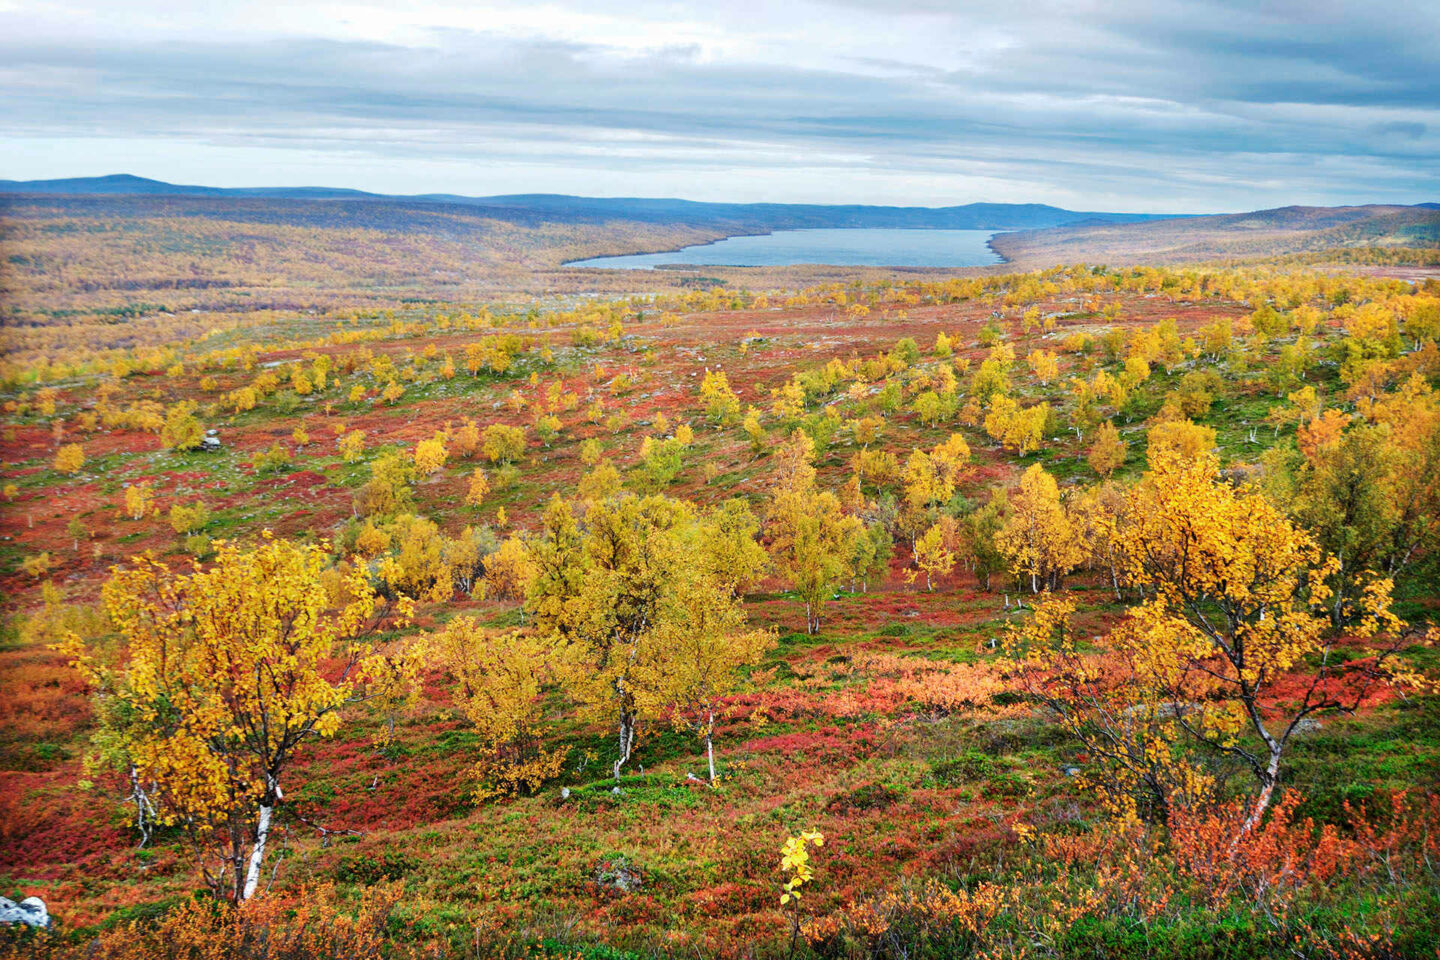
[0,173,1182,230]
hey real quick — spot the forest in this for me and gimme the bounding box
[1,241,1439,959]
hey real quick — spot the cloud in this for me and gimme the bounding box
[0,0,1435,209]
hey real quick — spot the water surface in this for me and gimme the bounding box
[568,227,1003,269]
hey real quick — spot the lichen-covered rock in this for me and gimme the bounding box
[0,896,49,929]
[593,857,643,894]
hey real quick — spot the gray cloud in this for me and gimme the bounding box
[0,0,1436,209]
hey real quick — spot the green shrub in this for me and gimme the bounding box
[827,782,903,812]
[334,849,418,884]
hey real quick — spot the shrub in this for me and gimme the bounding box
[169,501,210,535]
[928,752,994,786]
[250,443,292,474]
[53,443,85,474]
[161,401,204,451]
[482,424,526,464]
[333,850,418,884]
[827,782,903,813]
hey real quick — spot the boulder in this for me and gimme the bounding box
[0,896,49,929]
[1122,701,1199,720]
[593,857,643,894]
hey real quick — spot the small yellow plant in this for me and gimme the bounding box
[780,829,824,905]
[781,829,825,958]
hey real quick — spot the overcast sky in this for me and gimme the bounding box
[2,0,1437,212]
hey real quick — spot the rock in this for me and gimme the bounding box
[1123,701,1198,720]
[560,787,571,800]
[1063,766,1082,777]
[0,896,49,929]
[594,857,643,894]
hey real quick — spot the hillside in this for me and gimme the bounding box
[992,203,1440,266]
[0,193,736,318]
[7,190,1439,329]
[1,255,1438,958]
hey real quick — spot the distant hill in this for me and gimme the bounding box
[0,174,1177,231]
[0,174,381,200]
[990,203,1440,266]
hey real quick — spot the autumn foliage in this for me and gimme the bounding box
[3,250,1438,959]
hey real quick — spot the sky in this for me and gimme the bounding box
[2,0,1438,212]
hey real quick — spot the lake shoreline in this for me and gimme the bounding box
[559,229,772,268]
[565,227,1010,270]
[986,233,1012,265]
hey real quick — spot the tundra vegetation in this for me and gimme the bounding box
[1,247,1439,960]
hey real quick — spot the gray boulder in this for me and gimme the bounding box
[594,857,643,894]
[0,896,49,929]
[1291,716,1324,736]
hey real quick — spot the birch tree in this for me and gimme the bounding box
[64,535,405,901]
[639,575,774,784]
[997,464,1084,593]
[1112,451,1407,828]
[1007,452,1414,828]
[527,493,751,780]
[765,432,862,634]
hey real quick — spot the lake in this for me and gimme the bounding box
[567,227,1004,269]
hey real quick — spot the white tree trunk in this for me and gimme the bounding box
[613,710,636,780]
[705,714,716,785]
[1236,730,1285,846]
[241,802,272,900]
